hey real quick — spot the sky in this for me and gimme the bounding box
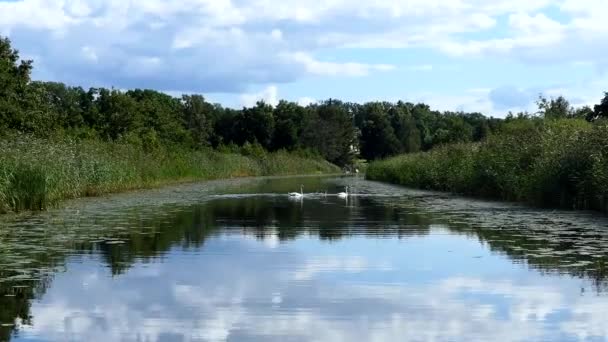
[0,0,607,117]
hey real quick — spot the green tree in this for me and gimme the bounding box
[433,113,474,145]
[181,94,214,147]
[411,103,436,150]
[213,108,238,147]
[537,95,572,119]
[302,99,356,166]
[461,112,491,141]
[360,102,401,160]
[0,36,33,131]
[234,101,275,149]
[590,92,608,122]
[389,103,421,153]
[571,106,594,121]
[126,89,188,144]
[272,100,305,151]
[96,88,141,140]
[31,82,88,128]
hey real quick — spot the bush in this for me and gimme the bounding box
[367,118,608,211]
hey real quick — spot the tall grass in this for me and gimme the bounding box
[367,118,608,212]
[0,134,338,213]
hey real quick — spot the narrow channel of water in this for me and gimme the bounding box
[1,175,607,341]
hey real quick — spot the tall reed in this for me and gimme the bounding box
[0,134,338,213]
[367,118,608,212]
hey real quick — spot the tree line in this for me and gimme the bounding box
[0,36,496,166]
[367,93,608,212]
[3,35,608,166]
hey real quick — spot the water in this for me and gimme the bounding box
[1,176,608,342]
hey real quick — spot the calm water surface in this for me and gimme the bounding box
[1,176,608,341]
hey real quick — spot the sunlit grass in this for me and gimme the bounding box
[0,134,339,213]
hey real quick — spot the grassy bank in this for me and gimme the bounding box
[0,135,339,213]
[367,118,608,211]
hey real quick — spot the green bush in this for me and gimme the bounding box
[367,118,608,211]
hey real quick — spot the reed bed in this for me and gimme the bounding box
[367,119,608,212]
[0,134,338,213]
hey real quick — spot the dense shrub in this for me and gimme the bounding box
[367,118,608,211]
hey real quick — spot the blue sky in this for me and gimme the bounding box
[1,0,606,117]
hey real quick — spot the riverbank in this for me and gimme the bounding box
[366,118,608,212]
[0,135,339,213]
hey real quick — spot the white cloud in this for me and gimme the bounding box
[240,85,279,107]
[0,0,606,100]
[80,46,97,62]
[20,260,608,342]
[286,52,395,77]
[291,256,386,281]
[409,91,496,115]
[508,13,564,34]
[439,12,565,58]
[297,97,317,106]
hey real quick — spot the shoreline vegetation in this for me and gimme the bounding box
[1,35,351,214]
[367,117,608,212]
[5,34,608,214]
[0,135,338,213]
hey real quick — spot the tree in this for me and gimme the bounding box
[234,101,275,149]
[0,36,33,131]
[96,88,141,140]
[31,82,88,128]
[411,103,435,150]
[460,112,491,141]
[590,92,608,122]
[213,108,238,147]
[182,94,214,147]
[272,100,305,151]
[126,89,188,144]
[571,106,594,121]
[359,103,401,160]
[433,113,474,145]
[302,99,356,166]
[537,95,572,119]
[389,103,421,153]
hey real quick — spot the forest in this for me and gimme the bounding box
[1,36,500,167]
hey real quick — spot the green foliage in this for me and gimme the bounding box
[591,92,608,122]
[302,99,357,166]
[389,103,421,153]
[233,101,275,149]
[572,106,594,121]
[536,95,573,119]
[6,34,608,213]
[1,36,506,167]
[353,101,493,159]
[181,94,214,148]
[272,100,305,151]
[0,134,339,213]
[240,141,267,159]
[360,102,401,160]
[0,36,33,131]
[367,118,608,211]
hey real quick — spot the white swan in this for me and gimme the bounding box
[288,185,304,199]
[337,186,349,198]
